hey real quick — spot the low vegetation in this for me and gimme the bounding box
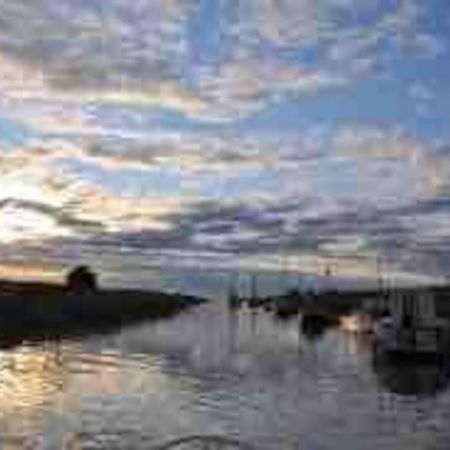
[0,275,206,346]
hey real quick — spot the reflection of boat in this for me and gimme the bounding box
[247,275,266,308]
[227,283,242,310]
[372,351,450,397]
[373,290,450,356]
[301,312,338,340]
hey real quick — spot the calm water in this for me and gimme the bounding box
[1,300,450,449]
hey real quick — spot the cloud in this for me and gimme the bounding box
[0,0,196,87]
[220,0,436,65]
[1,137,449,281]
[0,0,440,125]
[194,57,348,120]
[328,125,450,201]
[0,140,195,244]
[419,150,450,197]
[1,125,442,248]
[0,52,205,117]
[0,197,104,243]
[0,198,103,231]
[0,201,72,243]
[2,189,436,281]
[0,0,206,121]
[0,46,343,125]
[409,83,435,102]
[408,33,446,58]
[78,134,285,173]
[0,97,101,135]
[10,130,326,178]
[332,125,423,161]
[0,0,447,287]
[329,125,450,206]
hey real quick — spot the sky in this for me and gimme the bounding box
[0,0,450,286]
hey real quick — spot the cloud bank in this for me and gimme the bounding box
[0,0,448,284]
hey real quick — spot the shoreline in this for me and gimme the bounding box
[0,279,207,347]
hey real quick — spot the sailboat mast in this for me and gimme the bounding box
[377,255,383,293]
[251,274,257,300]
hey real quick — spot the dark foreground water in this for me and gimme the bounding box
[1,300,450,449]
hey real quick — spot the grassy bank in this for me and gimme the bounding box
[0,280,207,345]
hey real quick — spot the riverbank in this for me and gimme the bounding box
[0,279,207,345]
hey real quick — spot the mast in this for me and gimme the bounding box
[228,273,240,309]
[324,263,332,293]
[251,274,258,301]
[377,255,383,293]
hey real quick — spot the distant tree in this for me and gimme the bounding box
[66,265,98,293]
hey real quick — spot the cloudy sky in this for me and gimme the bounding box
[0,0,449,284]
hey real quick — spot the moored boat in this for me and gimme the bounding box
[373,290,450,357]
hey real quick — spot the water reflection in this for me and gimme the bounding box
[0,303,450,448]
[0,338,203,449]
[372,353,450,398]
[0,342,77,449]
[300,313,338,341]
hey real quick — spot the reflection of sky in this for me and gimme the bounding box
[0,305,448,449]
[0,341,204,449]
[1,0,450,284]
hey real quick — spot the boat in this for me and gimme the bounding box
[373,289,450,357]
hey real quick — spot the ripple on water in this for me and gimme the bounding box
[0,305,450,449]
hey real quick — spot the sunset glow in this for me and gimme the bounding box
[0,0,448,284]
